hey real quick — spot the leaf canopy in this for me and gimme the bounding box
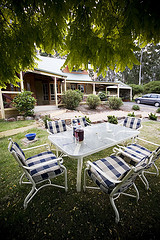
[0,0,160,87]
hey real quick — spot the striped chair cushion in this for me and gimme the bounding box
[123,117,141,130]
[47,120,67,134]
[11,142,26,165]
[72,117,88,127]
[88,155,130,194]
[26,151,64,183]
[120,143,152,166]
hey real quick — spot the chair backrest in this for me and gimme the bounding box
[47,120,67,134]
[8,139,27,167]
[123,117,141,130]
[148,146,160,166]
[112,156,148,195]
[71,117,88,127]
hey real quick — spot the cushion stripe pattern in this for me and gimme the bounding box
[26,151,64,183]
[121,144,152,166]
[72,117,88,127]
[88,155,130,194]
[123,117,141,130]
[11,142,26,165]
[47,120,67,134]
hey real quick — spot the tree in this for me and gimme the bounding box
[1,0,160,88]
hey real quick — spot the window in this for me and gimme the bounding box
[43,83,49,100]
[27,82,31,91]
[71,84,76,90]
[50,83,55,100]
[78,84,84,93]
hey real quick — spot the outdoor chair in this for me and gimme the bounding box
[71,117,89,128]
[84,154,150,223]
[119,116,142,131]
[47,119,67,156]
[47,119,67,135]
[113,137,160,190]
[8,138,67,209]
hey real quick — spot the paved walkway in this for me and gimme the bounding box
[0,123,37,138]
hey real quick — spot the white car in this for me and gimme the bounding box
[135,93,160,107]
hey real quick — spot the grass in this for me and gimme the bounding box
[0,120,35,132]
[0,121,160,239]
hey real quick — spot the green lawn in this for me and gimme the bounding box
[0,121,160,239]
[0,120,35,132]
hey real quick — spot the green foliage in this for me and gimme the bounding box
[128,112,135,117]
[62,90,82,110]
[42,115,51,129]
[75,89,83,101]
[12,91,36,117]
[86,94,101,109]
[148,113,157,121]
[108,97,123,110]
[130,84,144,97]
[84,116,91,124]
[1,1,160,87]
[143,81,160,94]
[132,105,140,111]
[98,92,107,101]
[156,107,160,113]
[107,115,118,124]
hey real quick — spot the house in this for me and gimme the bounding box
[0,56,132,119]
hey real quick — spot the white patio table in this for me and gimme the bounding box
[48,122,139,192]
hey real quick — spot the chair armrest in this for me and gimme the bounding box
[47,129,52,135]
[87,161,121,184]
[23,157,63,170]
[137,137,159,147]
[22,143,50,151]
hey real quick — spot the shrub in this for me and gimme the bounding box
[107,115,118,124]
[12,91,36,117]
[148,113,157,121]
[108,97,123,110]
[98,92,107,101]
[143,81,160,94]
[42,115,51,129]
[156,107,160,113]
[86,94,101,109]
[132,105,140,111]
[128,112,135,117]
[62,90,82,110]
[75,89,83,101]
[129,84,144,98]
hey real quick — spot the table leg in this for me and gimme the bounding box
[76,157,83,192]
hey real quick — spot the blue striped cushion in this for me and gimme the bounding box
[123,117,141,130]
[72,117,88,127]
[121,144,152,166]
[11,142,26,165]
[26,151,64,183]
[88,155,130,194]
[47,120,67,134]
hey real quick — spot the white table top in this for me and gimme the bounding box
[48,122,139,158]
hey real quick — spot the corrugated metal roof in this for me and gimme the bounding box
[34,56,92,81]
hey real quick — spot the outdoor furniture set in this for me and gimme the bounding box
[8,116,160,223]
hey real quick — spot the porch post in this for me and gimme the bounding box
[20,71,24,92]
[117,84,120,98]
[93,83,96,95]
[0,89,5,119]
[54,77,58,106]
[64,78,67,92]
[130,88,132,101]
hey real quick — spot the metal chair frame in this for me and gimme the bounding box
[8,138,68,209]
[84,156,149,223]
[113,137,160,190]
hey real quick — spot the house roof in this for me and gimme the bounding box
[34,56,67,77]
[34,56,92,81]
